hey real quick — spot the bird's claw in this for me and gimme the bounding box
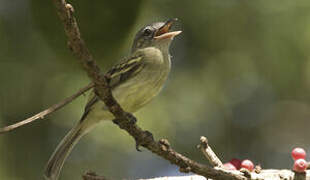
[135,142,142,152]
[135,130,154,152]
[112,118,120,125]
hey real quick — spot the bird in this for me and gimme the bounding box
[44,19,182,180]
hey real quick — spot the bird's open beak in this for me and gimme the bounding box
[154,18,182,40]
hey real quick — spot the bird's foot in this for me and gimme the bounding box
[135,130,154,151]
[112,118,121,125]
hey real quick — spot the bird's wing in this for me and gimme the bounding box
[80,55,144,121]
[106,55,144,88]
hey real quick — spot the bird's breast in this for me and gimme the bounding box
[113,51,171,113]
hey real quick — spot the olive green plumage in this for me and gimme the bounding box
[44,19,181,180]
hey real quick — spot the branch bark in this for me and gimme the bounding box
[145,169,310,180]
[1,1,308,180]
[51,1,246,180]
[83,170,310,180]
[198,136,223,168]
[51,1,123,115]
[49,1,310,180]
[0,82,94,134]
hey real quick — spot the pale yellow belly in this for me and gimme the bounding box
[84,64,170,125]
[113,67,168,113]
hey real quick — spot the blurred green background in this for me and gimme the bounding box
[1,0,310,179]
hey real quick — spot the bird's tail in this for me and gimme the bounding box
[44,122,86,180]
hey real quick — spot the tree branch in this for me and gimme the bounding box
[0,82,94,134]
[83,170,310,180]
[2,1,308,180]
[197,136,223,168]
[51,0,246,180]
[51,1,123,115]
[142,170,310,180]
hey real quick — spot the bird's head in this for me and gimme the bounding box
[131,18,182,53]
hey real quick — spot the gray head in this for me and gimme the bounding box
[131,19,182,53]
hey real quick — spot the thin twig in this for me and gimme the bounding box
[51,1,246,180]
[198,136,223,167]
[51,0,115,106]
[0,83,94,134]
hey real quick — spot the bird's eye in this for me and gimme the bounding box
[143,28,152,36]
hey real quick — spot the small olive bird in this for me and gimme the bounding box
[44,19,181,180]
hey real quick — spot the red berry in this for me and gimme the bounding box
[229,158,241,170]
[223,162,237,170]
[293,159,307,172]
[241,159,254,171]
[291,147,306,160]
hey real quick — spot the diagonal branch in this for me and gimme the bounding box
[0,82,94,134]
[198,136,223,167]
[51,0,245,180]
[52,0,128,119]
